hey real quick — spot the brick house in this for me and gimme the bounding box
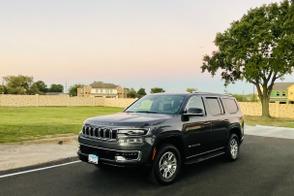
[77,81,126,98]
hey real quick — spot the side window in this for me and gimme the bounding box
[185,96,205,112]
[222,98,239,114]
[205,97,222,116]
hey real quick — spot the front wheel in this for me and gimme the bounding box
[151,144,181,185]
[225,133,240,161]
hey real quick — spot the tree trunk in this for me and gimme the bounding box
[261,96,270,118]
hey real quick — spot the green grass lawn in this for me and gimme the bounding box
[0,107,123,143]
[244,115,294,128]
[1,107,294,143]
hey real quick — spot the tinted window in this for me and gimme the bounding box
[185,96,205,111]
[222,98,239,114]
[125,95,185,114]
[205,97,222,116]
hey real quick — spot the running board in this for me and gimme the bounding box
[184,151,225,165]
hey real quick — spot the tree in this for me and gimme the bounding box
[137,88,146,98]
[30,80,48,94]
[49,84,64,93]
[232,94,248,102]
[186,88,198,93]
[126,88,137,98]
[3,75,33,94]
[202,0,294,118]
[69,84,83,96]
[150,87,165,94]
[232,94,259,102]
[0,85,7,94]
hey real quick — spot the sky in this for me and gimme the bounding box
[0,0,291,94]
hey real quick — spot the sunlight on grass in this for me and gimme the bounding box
[0,107,123,143]
[245,115,294,128]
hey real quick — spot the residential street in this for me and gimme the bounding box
[1,135,294,196]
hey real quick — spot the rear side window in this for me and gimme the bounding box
[205,97,222,116]
[222,98,239,114]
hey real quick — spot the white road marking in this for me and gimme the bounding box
[0,160,81,179]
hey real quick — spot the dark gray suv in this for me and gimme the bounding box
[78,93,244,184]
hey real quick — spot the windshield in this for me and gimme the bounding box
[125,95,186,114]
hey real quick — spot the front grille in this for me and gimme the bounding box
[82,125,117,140]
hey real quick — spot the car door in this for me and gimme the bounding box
[203,97,228,149]
[182,95,212,157]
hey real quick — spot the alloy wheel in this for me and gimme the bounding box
[158,151,177,180]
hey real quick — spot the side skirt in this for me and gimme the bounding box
[184,147,225,165]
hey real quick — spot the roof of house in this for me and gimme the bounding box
[90,81,118,89]
[272,82,294,91]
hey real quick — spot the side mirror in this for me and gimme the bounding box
[183,108,205,116]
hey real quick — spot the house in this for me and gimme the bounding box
[77,81,126,98]
[270,82,294,104]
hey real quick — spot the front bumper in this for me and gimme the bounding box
[78,135,153,167]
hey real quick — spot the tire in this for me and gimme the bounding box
[225,133,240,161]
[151,144,181,185]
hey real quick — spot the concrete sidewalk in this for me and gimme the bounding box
[245,125,294,140]
[0,136,78,172]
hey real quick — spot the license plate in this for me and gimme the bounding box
[88,154,99,164]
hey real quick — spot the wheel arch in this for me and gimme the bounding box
[153,131,185,160]
[229,126,242,142]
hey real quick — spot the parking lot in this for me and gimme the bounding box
[1,135,294,196]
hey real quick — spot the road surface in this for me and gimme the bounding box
[1,135,294,196]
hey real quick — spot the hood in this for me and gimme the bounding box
[85,112,174,127]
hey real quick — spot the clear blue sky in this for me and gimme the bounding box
[1,0,291,93]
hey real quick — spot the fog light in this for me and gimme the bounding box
[115,156,126,161]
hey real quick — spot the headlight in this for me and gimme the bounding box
[116,129,149,145]
[117,129,148,136]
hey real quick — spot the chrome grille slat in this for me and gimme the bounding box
[82,125,117,141]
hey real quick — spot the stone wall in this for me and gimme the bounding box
[239,102,294,118]
[0,95,135,108]
[0,95,294,118]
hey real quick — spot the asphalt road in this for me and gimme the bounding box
[1,135,294,196]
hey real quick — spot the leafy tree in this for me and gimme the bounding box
[48,84,64,93]
[69,84,83,96]
[202,0,294,118]
[127,88,137,98]
[30,80,48,94]
[0,85,7,94]
[150,87,165,94]
[3,75,33,94]
[232,94,248,102]
[137,88,146,98]
[186,88,198,93]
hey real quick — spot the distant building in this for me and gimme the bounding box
[270,82,294,104]
[77,81,126,98]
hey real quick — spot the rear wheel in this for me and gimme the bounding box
[225,133,240,161]
[151,144,181,185]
